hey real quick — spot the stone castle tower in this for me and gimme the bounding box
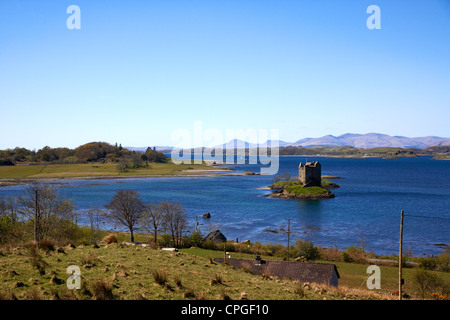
[298,161,321,187]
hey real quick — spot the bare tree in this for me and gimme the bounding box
[0,197,18,222]
[272,171,292,183]
[0,197,19,243]
[104,190,145,243]
[87,207,104,244]
[16,182,74,242]
[160,201,187,248]
[141,202,165,246]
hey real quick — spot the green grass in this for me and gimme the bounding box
[272,179,337,190]
[326,260,450,295]
[285,185,331,196]
[180,247,277,261]
[182,248,450,297]
[271,180,297,188]
[433,155,450,160]
[0,162,219,180]
[2,243,446,300]
[0,243,379,300]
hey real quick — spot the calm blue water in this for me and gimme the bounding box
[0,156,449,256]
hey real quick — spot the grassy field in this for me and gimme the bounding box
[180,247,450,297]
[0,162,221,180]
[0,243,392,301]
[1,241,448,300]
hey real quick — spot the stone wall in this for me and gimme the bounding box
[298,161,321,187]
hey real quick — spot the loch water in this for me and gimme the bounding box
[0,156,449,256]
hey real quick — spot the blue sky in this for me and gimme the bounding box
[1,0,449,149]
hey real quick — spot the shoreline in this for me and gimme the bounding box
[278,154,450,160]
[0,168,251,187]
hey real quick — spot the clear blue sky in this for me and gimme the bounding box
[1,0,449,149]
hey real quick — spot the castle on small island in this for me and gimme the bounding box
[267,160,336,200]
[298,161,321,187]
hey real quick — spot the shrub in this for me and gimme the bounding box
[50,288,78,300]
[341,246,369,263]
[218,290,232,300]
[210,273,223,286]
[153,269,169,287]
[261,268,272,280]
[432,293,448,300]
[240,262,253,274]
[319,247,341,261]
[61,289,79,300]
[25,287,45,300]
[224,242,236,252]
[174,275,183,289]
[186,230,204,247]
[0,215,14,244]
[294,283,306,298]
[72,225,97,245]
[418,254,450,272]
[52,218,83,244]
[412,269,449,300]
[437,254,450,272]
[38,238,55,254]
[341,251,351,262]
[266,243,286,257]
[183,289,196,299]
[28,242,48,275]
[158,234,174,247]
[103,233,118,244]
[81,251,100,266]
[294,240,320,261]
[201,240,217,250]
[250,242,269,255]
[92,279,114,300]
[0,290,17,300]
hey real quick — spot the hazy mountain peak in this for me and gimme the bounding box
[129,133,450,151]
[288,133,450,149]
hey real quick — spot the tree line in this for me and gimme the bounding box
[278,145,450,158]
[0,142,166,166]
[104,190,190,247]
[0,183,198,248]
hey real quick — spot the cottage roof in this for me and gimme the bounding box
[214,258,339,286]
[203,230,227,244]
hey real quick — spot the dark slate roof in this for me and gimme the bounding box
[214,258,339,286]
[203,230,227,243]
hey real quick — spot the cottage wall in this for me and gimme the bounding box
[330,270,339,288]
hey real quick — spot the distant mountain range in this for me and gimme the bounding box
[127,133,450,151]
[287,133,450,149]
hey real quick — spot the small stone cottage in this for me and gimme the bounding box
[214,257,340,287]
[203,230,227,244]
